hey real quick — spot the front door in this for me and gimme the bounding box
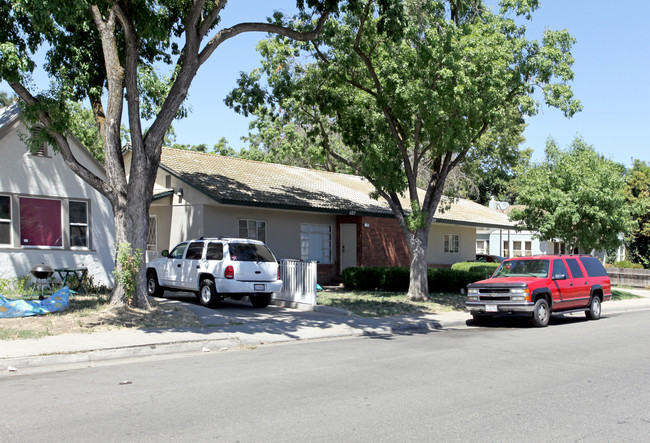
[340,223,357,273]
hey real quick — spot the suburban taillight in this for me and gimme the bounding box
[277,265,280,280]
[224,265,234,279]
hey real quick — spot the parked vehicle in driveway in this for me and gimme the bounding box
[146,237,282,308]
[466,255,611,327]
[475,254,505,263]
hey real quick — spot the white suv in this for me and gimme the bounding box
[146,237,283,308]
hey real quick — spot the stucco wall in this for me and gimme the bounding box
[0,118,115,286]
[202,205,337,262]
[426,223,476,265]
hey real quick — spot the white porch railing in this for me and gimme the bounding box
[275,259,318,306]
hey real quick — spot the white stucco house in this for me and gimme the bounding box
[0,104,115,286]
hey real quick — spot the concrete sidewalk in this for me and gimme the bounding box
[2,289,650,372]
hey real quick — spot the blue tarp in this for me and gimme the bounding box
[0,286,71,318]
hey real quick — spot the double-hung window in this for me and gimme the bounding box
[239,219,266,243]
[69,200,88,248]
[0,195,11,245]
[300,224,332,264]
[444,234,460,254]
[19,197,62,247]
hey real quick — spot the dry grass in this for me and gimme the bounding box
[0,293,200,340]
[317,290,467,317]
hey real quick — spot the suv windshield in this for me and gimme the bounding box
[494,259,550,278]
[228,243,276,262]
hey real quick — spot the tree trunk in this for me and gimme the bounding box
[407,228,430,301]
[108,191,151,310]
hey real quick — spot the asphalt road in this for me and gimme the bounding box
[2,310,649,442]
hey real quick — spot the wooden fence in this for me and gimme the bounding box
[607,267,650,288]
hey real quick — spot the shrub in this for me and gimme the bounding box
[342,266,488,293]
[450,261,499,275]
[613,260,644,269]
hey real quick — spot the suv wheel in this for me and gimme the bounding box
[199,279,219,307]
[146,272,164,297]
[586,295,601,320]
[531,298,550,327]
[250,293,272,308]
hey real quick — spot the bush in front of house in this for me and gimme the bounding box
[341,266,489,293]
[450,261,500,276]
[613,260,644,269]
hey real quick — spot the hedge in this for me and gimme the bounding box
[341,266,490,293]
[613,260,644,269]
[450,261,499,275]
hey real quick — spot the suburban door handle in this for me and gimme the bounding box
[177,264,181,268]
[196,265,200,269]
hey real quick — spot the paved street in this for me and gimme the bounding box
[2,308,649,442]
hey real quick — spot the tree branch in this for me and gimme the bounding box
[8,81,114,202]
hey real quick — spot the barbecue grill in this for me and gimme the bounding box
[30,263,54,299]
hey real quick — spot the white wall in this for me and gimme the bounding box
[0,118,115,286]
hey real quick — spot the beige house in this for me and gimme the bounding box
[135,148,514,284]
[0,104,115,286]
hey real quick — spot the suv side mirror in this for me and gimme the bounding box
[552,273,567,280]
[161,250,169,258]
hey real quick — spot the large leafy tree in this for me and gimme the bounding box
[625,159,650,267]
[0,0,337,308]
[509,137,633,256]
[227,0,580,300]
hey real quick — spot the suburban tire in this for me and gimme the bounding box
[585,295,602,320]
[471,314,489,326]
[199,279,219,307]
[531,298,550,327]
[250,293,272,308]
[146,272,164,297]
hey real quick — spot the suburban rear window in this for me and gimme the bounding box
[229,243,275,262]
[579,256,608,277]
[206,242,224,261]
[565,258,584,278]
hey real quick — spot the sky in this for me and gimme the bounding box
[2,0,649,167]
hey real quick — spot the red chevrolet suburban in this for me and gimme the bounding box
[466,255,612,327]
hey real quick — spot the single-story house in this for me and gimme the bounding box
[133,147,515,284]
[0,104,115,286]
[477,199,625,262]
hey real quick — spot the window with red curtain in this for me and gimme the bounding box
[19,197,62,247]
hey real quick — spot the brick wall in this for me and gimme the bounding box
[360,216,410,267]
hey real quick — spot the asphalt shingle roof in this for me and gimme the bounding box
[159,147,515,229]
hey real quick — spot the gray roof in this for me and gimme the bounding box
[159,147,515,229]
[0,104,21,130]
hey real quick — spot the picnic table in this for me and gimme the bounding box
[54,267,88,293]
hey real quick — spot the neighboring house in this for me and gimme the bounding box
[478,199,625,262]
[131,148,514,284]
[0,104,115,286]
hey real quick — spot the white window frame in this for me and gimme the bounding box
[147,215,158,251]
[19,196,63,249]
[239,219,267,243]
[476,239,488,254]
[444,234,460,254]
[0,194,11,245]
[300,224,332,264]
[69,200,89,249]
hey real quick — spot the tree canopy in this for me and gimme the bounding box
[227,0,581,299]
[509,137,633,256]
[625,159,650,267]
[1,0,338,308]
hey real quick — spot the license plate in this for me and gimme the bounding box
[486,304,498,312]
[254,284,265,291]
